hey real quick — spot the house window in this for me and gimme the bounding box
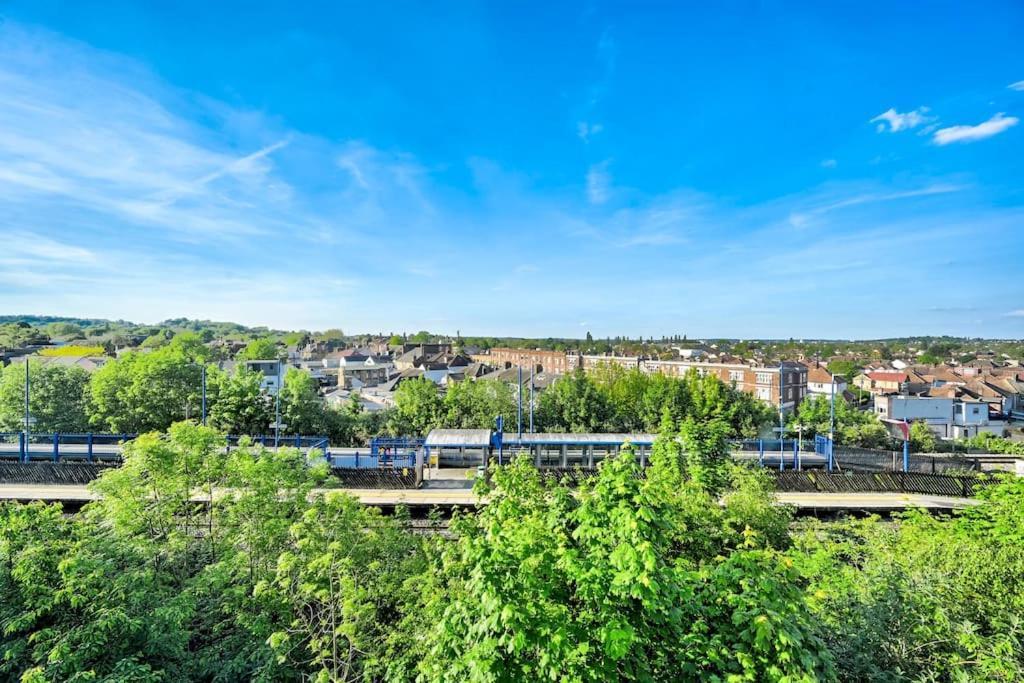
[756,387,771,400]
[756,372,772,384]
[729,370,744,382]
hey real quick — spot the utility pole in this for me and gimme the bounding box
[201,364,207,426]
[828,374,836,471]
[517,364,523,439]
[274,363,282,448]
[23,358,30,461]
[778,361,785,471]
[529,363,535,433]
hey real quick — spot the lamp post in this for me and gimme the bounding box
[517,363,523,440]
[529,363,535,434]
[201,364,207,426]
[778,361,785,471]
[828,374,836,471]
[274,362,283,448]
[23,358,30,458]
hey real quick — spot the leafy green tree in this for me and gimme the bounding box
[206,366,274,435]
[266,495,426,682]
[388,376,443,435]
[679,416,731,494]
[792,476,1024,682]
[536,368,613,433]
[280,367,326,435]
[88,347,204,432]
[417,442,833,682]
[0,322,49,348]
[909,420,937,453]
[441,379,517,430]
[826,360,860,382]
[0,360,90,432]
[237,337,280,361]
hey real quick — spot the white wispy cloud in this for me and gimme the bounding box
[787,183,964,227]
[932,113,1019,145]
[1008,81,1024,91]
[870,107,935,133]
[1006,309,1024,317]
[577,121,604,142]
[586,160,612,204]
[0,23,304,241]
[820,159,837,169]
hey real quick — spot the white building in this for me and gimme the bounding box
[243,359,284,393]
[874,394,1004,439]
[806,366,847,398]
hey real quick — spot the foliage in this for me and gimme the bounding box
[791,476,1024,682]
[388,376,444,436]
[536,368,615,433]
[417,427,832,682]
[825,360,860,382]
[206,366,274,435]
[88,347,205,432]
[908,420,937,453]
[0,359,90,432]
[3,421,1024,681]
[37,345,105,357]
[541,366,773,437]
[237,337,281,361]
[441,379,517,431]
[0,323,49,349]
[959,432,1024,455]
[786,394,895,448]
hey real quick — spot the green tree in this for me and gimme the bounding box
[536,368,613,433]
[279,367,326,435]
[0,360,90,432]
[237,337,280,361]
[909,420,937,453]
[417,444,833,682]
[442,379,517,430]
[88,347,204,432]
[206,366,274,435]
[389,376,443,435]
[266,495,426,682]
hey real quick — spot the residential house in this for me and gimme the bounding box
[806,365,847,398]
[853,371,909,395]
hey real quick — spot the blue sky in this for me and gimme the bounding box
[0,2,1022,339]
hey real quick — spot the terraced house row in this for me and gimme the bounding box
[475,348,808,412]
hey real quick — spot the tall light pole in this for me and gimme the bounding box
[517,363,523,440]
[529,363,535,434]
[828,374,836,471]
[201,364,207,426]
[274,362,282,448]
[23,358,30,460]
[778,360,785,471]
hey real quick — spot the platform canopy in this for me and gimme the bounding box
[424,429,493,448]
[500,432,658,447]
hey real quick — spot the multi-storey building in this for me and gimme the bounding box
[565,351,641,372]
[640,358,807,411]
[475,348,573,374]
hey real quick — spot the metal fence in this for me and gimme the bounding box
[771,470,999,497]
[0,432,331,463]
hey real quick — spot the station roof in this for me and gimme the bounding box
[424,429,659,448]
[501,432,658,447]
[424,429,492,448]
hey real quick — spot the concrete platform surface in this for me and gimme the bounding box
[0,484,980,511]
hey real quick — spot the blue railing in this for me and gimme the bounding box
[0,432,331,463]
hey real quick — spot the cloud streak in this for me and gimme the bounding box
[871,107,934,133]
[932,113,1019,145]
